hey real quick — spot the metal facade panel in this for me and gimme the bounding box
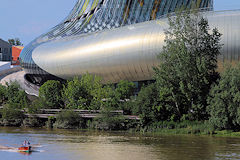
[19,0,216,84]
[31,10,240,83]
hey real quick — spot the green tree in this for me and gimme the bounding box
[0,84,7,105]
[134,83,169,126]
[39,80,63,109]
[6,82,28,109]
[93,107,125,130]
[115,80,135,100]
[28,98,46,113]
[62,77,88,109]
[54,110,85,129]
[8,39,15,45]
[101,84,120,110]
[8,38,23,46]
[101,80,136,111]
[62,74,104,110]
[207,65,240,130]
[80,73,106,110]
[154,8,222,121]
[1,105,24,121]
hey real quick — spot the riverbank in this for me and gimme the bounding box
[147,128,240,137]
[141,121,240,137]
[1,114,240,138]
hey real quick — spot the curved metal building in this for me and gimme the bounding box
[20,0,214,85]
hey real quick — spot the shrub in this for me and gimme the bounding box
[0,84,7,104]
[54,110,84,129]
[23,117,45,127]
[93,108,126,130]
[0,106,24,126]
[133,83,166,126]
[207,64,240,130]
[1,106,24,120]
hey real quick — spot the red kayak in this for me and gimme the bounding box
[18,146,32,152]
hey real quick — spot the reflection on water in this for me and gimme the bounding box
[0,127,240,160]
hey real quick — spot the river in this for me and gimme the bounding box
[0,127,240,160]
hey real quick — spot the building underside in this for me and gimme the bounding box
[20,0,240,86]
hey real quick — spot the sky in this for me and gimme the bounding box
[0,0,240,46]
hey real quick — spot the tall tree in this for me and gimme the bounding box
[154,8,222,121]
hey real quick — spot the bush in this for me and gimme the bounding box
[46,116,55,128]
[0,106,24,126]
[27,98,46,114]
[23,117,45,127]
[115,80,136,100]
[93,108,126,130]
[207,64,240,130]
[1,106,24,120]
[146,120,214,135]
[133,83,167,126]
[54,110,84,129]
[0,84,7,104]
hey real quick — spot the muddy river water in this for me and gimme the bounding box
[0,127,240,160]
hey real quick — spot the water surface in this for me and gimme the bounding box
[0,127,240,160]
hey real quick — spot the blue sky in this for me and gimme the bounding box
[0,0,239,46]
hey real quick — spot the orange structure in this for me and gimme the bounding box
[12,46,24,65]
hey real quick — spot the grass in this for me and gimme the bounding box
[213,130,240,137]
[141,121,217,136]
[137,121,240,138]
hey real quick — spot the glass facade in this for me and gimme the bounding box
[20,0,213,85]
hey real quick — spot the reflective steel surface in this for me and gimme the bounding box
[19,0,212,85]
[32,20,167,83]
[32,10,240,83]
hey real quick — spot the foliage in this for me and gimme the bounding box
[1,105,24,120]
[153,8,222,121]
[27,98,45,113]
[115,80,136,100]
[0,84,7,105]
[62,74,106,110]
[146,120,214,135]
[23,117,45,127]
[93,108,126,130]
[39,80,63,109]
[207,65,240,130]
[133,83,169,126]
[8,38,23,46]
[46,116,55,128]
[101,81,136,111]
[54,110,84,129]
[6,81,28,109]
[119,99,135,115]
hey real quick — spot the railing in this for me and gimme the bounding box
[0,107,140,120]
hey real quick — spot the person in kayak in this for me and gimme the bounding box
[22,140,27,146]
[22,140,30,146]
